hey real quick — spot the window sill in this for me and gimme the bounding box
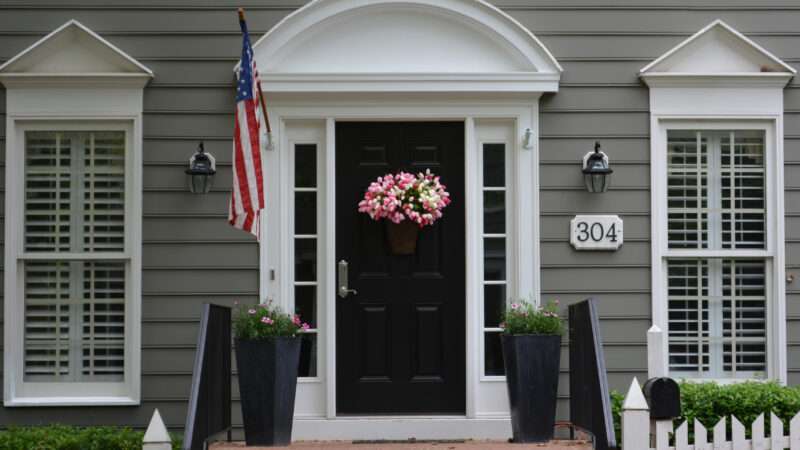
[4,395,139,407]
[670,376,770,385]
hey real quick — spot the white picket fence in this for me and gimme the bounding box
[622,377,800,449]
[622,326,800,449]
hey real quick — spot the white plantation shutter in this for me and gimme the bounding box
[83,133,125,252]
[666,130,768,379]
[24,133,72,252]
[21,131,127,383]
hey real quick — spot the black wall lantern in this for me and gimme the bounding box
[186,142,216,194]
[582,141,612,193]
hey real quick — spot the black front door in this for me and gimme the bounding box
[335,122,466,414]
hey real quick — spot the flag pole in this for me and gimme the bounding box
[238,8,272,134]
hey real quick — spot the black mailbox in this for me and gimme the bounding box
[642,377,681,420]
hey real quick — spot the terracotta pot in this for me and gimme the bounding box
[385,220,420,255]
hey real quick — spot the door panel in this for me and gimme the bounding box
[336,122,466,414]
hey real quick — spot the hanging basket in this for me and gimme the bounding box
[385,220,420,255]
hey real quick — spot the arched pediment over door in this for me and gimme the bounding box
[246,0,562,92]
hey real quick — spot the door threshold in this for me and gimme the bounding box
[333,415,469,419]
[293,416,511,441]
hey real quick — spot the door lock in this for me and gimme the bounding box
[338,260,358,298]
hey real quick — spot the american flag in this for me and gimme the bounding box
[229,13,266,238]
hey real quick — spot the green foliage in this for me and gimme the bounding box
[610,389,624,443]
[233,300,307,340]
[501,300,563,336]
[679,381,800,434]
[610,381,800,442]
[0,425,182,450]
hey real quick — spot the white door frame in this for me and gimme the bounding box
[258,97,541,437]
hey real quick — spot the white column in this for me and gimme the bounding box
[142,409,172,450]
[622,378,650,449]
[647,325,667,379]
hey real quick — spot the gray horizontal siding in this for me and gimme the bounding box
[0,0,797,433]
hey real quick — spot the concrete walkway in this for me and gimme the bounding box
[210,440,591,449]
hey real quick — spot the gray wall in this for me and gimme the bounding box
[0,0,798,432]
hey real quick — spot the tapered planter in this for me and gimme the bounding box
[501,334,561,443]
[235,337,302,447]
[385,220,420,255]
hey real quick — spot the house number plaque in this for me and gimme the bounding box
[570,215,623,251]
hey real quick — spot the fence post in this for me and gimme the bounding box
[622,377,650,449]
[143,409,172,450]
[647,325,666,379]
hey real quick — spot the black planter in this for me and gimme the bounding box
[235,337,302,447]
[501,334,562,443]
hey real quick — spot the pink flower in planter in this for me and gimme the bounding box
[248,309,257,315]
[301,323,311,331]
[510,303,520,310]
[292,315,301,325]
[261,316,274,325]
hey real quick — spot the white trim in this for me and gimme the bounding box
[0,20,153,76]
[4,120,143,406]
[291,416,512,441]
[240,0,561,93]
[247,0,562,73]
[258,98,538,431]
[649,118,786,383]
[640,19,796,75]
[1,21,148,405]
[644,23,790,380]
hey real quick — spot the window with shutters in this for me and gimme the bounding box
[6,125,139,405]
[23,131,126,382]
[665,129,770,379]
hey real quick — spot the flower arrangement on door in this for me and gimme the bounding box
[358,169,451,254]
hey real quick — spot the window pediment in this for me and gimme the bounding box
[640,20,795,87]
[0,20,152,87]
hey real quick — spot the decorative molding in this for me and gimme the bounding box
[242,0,561,93]
[640,19,796,79]
[0,19,152,87]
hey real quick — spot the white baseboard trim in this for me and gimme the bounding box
[292,416,512,441]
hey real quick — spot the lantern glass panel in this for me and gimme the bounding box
[189,173,214,194]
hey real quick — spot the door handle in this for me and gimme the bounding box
[338,260,358,298]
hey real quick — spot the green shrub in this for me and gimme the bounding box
[610,381,800,442]
[680,381,800,434]
[0,425,182,450]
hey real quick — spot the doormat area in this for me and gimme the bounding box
[210,440,591,449]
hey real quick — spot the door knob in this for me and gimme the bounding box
[338,260,358,298]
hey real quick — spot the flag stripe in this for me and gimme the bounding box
[230,14,266,238]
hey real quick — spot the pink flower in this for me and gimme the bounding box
[301,323,311,331]
[261,316,274,325]
[358,170,450,226]
[292,315,301,325]
[248,309,257,315]
[510,303,520,310]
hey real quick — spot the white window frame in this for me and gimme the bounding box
[476,120,517,382]
[651,119,785,383]
[0,19,150,406]
[4,120,142,406]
